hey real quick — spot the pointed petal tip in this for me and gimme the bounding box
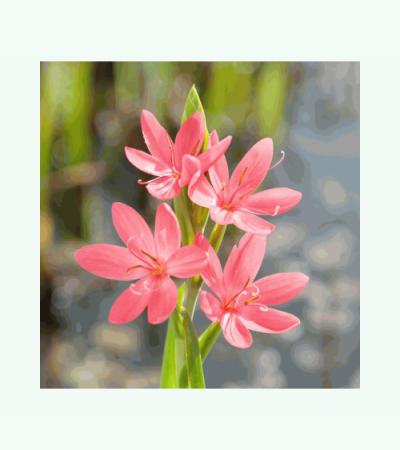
[111,201,124,211]
[141,109,152,118]
[223,135,232,144]
[290,189,303,204]
[157,202,173,215]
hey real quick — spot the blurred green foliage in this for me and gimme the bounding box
[256,62,288,139]
[40,62,290,247]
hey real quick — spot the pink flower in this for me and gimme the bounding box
[196,233,309,348]
[125,110,232,200]
[75,202,206,325]
[188,131,302,235]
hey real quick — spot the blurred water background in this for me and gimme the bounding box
[40,62,359,388]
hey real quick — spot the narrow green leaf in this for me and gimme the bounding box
[199,322,221,362]
[181,85,210,233]
[180,310,205,388]
[181,85,209,150]
[160,284,185,388]
[160,316,177,388]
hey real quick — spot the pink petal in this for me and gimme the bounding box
[140,274,166,291]
[145,175,181,200]
[108,282,150,324]
[173,112,204,170]
[141,110,173,165]
[240,304,300,333]
[231,211,275,235]
[188,174,218,208]
[229,138,273,196]
[125,146,170,176]
[180,154,201,187]
[220,313,252,348]
[208,154,229,192]
[154,203,181,260]
[241,188,302,216]
[75,244,147,281]
[209,129,219,146]
[255,272,309,306]
[200,291,223,322]
[147,276,178,324]
[166,244,206,278]
[223,233,266,297]
[198,136,232,174]
[209,206,234,224]
[195,233,225,297]
[112,202,155,253]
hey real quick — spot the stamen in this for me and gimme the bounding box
[244,294,259,305]
[243,277,251,290]
[127,264,145,273]
[222,202,233,211]
[150,264,165,276]
[138,177,157,185]
[141,250,159,264]
[238,166,249,186]
[190,139,201,156]
[270,150,285,170]
[138,173,176,186]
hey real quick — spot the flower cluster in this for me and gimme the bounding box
[75,108,309,350]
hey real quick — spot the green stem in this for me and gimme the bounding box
[178,322,221,386]
[199,322,221,362]
[185,275,203,319]
[209,223,227,251]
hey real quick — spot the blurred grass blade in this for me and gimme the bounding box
[61,63,94,166]
[114,62,140,111]
[199,322,221,362]
[142,62,175,120]
[255,62,288,141]
[205,62,253,132]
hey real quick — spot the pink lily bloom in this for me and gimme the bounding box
[125,110,232,200]
[196,233,309,348]
[75,202,206,325]
[188,131,302,235]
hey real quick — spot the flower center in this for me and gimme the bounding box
[126,243,166,276]
[221,202,234,211]
[150,263,165,277]
[222,278,257,311]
